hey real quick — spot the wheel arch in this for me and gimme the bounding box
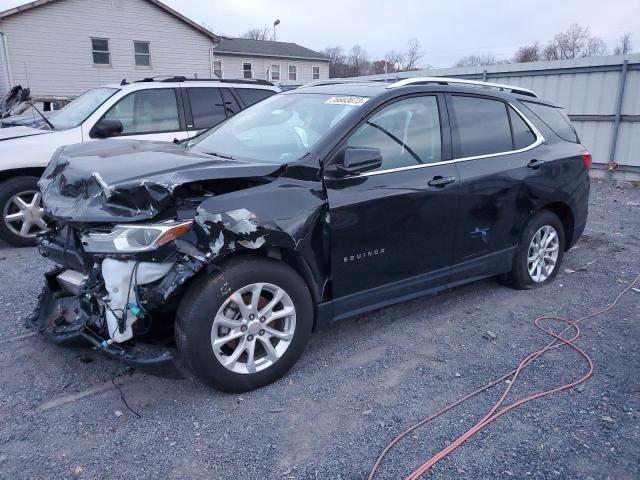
[0,167,45,183]
[537,201,575,251]
[193,248,324,329]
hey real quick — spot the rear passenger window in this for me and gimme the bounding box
[509,107,537,149]
[449,96,512,158]
[236,88,276,107]
[347,96,441,170]
[187,88,226,130]
[221,88,241,116]
[522,101,578,143]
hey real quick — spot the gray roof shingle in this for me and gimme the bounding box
[213,38,330,61]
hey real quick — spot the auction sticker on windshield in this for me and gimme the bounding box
[325,96,369,106]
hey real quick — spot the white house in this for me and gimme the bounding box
[211,37,330,87]
[0,0,330,103]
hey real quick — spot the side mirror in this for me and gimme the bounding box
[338,147,383,175]
[92,118,123,138]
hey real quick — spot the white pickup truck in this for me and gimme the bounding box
[0,77,279,246]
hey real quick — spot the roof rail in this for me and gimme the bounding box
[386,76,537,98]
[122,76,274,86]
[300,79,377,88]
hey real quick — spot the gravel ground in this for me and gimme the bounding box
[0,179,639,480]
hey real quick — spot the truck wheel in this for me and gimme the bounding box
[0,176,46,247]
[504,210,565,289]
[176,256,313,392]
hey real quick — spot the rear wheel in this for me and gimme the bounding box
[504,210,565,289]
[0,176,46,247]
[176,256,313,392]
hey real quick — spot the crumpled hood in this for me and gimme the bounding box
[39,139,284,223]
[0,125,52,141]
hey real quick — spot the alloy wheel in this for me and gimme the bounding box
[2,190,47,238]
[211,282,296,374]
[527,225,559,283]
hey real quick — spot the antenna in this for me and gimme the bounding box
[23,61,38,127]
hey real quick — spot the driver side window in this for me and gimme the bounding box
[103,88,180,135]
[347,96,441,171]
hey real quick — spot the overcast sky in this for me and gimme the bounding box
[0,0,638,67]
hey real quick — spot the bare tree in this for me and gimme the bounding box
[614,33,633,55]
[513,42,541,63]
[543,42,561,60]
[370,60,387,75]
[240,27,271,41]
[584,37,607,57]
[454,53,502,67]
[322,46,351,78]
[542,24,609,60]
[323,46,346,64]
[384,49,405,72]
[555,23,591,59]
[349,45,370,76]
[404,38,422,71]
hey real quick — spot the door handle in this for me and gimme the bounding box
[428,175,456,188]
[527,159,545,169]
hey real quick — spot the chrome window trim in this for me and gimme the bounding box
[350,102,545,178]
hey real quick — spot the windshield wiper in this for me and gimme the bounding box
[202,151,235,160]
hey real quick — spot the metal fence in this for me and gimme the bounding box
[347,54,640,174]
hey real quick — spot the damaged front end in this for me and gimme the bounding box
[30,221,206,378]
[28,140,328,378]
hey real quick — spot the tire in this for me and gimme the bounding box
[175,256,314,392]
[0,176,45,247]
[504,210,565,290]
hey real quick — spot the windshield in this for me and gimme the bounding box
[48,87,118,130]
[189,93,369,163]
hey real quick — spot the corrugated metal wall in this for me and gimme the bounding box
[348,54,640,171]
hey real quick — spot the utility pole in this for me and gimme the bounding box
[273,19,280,41]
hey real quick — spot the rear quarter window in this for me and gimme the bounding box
[522,101,578,143]
[236,88,276,107]
[508,106,537,149]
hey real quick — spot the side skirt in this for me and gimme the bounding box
[316,247,516,330]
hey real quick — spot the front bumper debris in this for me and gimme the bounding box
[26,276,184,379]
[80,328,183,379]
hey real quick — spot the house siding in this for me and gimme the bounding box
[213,53,329,86]
[0,33,8,94]
[0,0,214,97]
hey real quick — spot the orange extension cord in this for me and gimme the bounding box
[368,272,640,480]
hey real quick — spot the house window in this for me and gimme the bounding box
[271,64,280,81]
[134,41,151,67]
[91,38,110,65]
[312,65,320,80]
[288,64,297,81]
[213,60,223,78]
[243,62,252,79]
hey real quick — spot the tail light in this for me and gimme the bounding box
[580,150,592,170]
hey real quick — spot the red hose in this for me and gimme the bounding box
[368,272,640,480]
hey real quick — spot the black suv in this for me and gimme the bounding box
[30,77,590,392]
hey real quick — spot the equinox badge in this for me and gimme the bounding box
[344,248,385,263]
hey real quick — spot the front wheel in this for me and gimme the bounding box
[504,210,565,289]
[0,176,47,247]
[175,256,313,392]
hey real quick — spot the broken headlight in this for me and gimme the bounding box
[81,220,192,253]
